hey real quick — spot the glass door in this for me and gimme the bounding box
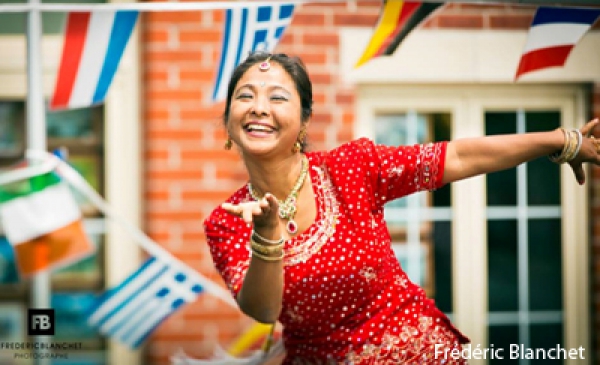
[485,110,563,365]
[358,84,590,365]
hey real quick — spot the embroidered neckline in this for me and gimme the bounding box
[282,159,339,266]
[238,155,339,267]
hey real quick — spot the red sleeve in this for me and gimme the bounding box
[203,205,251,298]
[371,140,447,205]
[328,138,447,209]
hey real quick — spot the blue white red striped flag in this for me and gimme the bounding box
[88,256,203,348]
[212,3,295,102]
[50,11,139,110]
[515,7,600,79]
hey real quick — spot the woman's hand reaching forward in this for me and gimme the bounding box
[221,193,280,235]
[569,118,600,185]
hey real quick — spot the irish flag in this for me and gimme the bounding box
[0,172,94,277]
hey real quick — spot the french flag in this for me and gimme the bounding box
[515,7,600,80]
[50,11,139,110]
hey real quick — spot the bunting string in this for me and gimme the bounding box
[0,1,314,13]
[0,0,596,13]
[0,157,59,187]
[23,149,238,309]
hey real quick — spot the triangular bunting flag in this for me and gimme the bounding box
[355,0,442,68]
[0,171,95,277]
[212,3,295,102]
[50,10,139,110]
[515,6,600,79]
[88,256,204,348]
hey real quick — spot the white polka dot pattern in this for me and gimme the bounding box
[204,138,468,364]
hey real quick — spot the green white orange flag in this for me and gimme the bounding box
[0,171,94,277]
[354,0,442,68]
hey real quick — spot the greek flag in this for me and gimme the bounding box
[212,3,295,101]
[88,256,204,348]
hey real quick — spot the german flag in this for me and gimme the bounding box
[355,0,443,68]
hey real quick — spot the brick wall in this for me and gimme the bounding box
[141,2,598,364]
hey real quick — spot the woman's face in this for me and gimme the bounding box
[226,62,303,158]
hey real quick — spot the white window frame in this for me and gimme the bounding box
[356,84,590,365]
[0,22,142,365]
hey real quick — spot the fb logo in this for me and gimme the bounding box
[27,309,55,336]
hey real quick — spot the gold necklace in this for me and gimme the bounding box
[248,155,309,234]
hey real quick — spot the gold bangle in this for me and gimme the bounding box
[252,230,284,245]
[556,130,574,163]
[549,128,581,164]
[572,129,583,159]
[251,247,284,262]
[561,130,578,163]
[250,239,283,256]
[549,128,568,163]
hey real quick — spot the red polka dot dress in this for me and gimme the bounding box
[205,138,469,364]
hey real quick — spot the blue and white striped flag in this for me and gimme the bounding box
[88,256,204,348]
[212,3,295,101]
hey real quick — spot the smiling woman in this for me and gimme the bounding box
[202,51,600,365]
[227,63,302,157]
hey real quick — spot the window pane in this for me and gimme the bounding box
[0,0,105,35]
[374,113,428,147]
[488,220,518,311]
[486,112,517,206]
[51,291,105,345]
[489,325,519,365]
[526,112,561,206]
[432,221,452,312]
[526,111,560,132]
[530,323,564,365]
[486,112,518,134]
[0,101,25,166]
[487,168,517,207]
[432,113,451,207]
[47,106,102,141]
[528,219,562,311]
[0,236,19,284]
[526,159,560,206]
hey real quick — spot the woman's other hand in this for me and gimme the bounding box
[222,193,280,229]
[568,118,600,185]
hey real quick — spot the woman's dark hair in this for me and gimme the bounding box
[223,52,313,151]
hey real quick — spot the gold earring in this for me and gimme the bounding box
[224,138,232,150]
[292,128,306,153]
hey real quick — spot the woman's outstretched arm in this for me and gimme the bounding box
[221,194,284,324]
[443,118,600,185]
